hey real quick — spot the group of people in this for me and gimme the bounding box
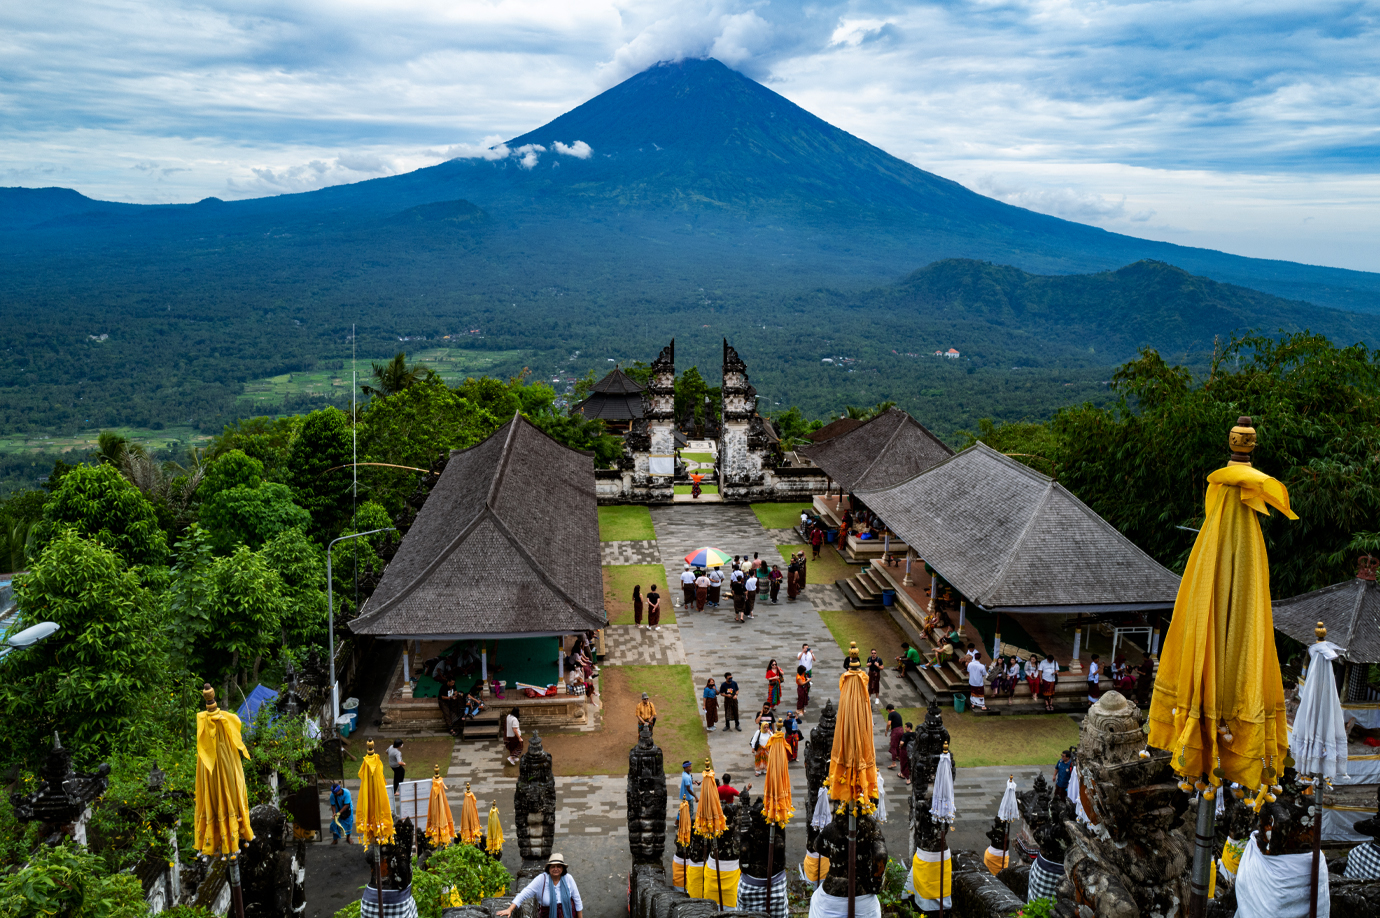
[672,553,794,622]
[629,583,665,631]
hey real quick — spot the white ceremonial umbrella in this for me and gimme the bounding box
[811,789,832,831]
[930,752,956,825]
[997,776,1019,869]
[1291,622,1348,918]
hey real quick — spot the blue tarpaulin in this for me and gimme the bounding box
[237,684,278,723]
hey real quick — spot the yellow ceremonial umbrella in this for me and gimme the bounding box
[677,799,692,847]
[824,643,878,814]
[762,729,794,918]
[459,782,483,846]
[485,802,504,856]
[824,644,877,918]
[425,765,455,847]
[356,741,395,847]
[1146,417,1296,917]
[193,684,253,918]
[694,760,731,908]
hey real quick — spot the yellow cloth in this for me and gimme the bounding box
[686,861,706,898]
[695,769,727,838]
[636,701,657,723]
[824,669,878,814]
[485,803,504,855]
[983,846,1008,875]
[672,856,687,890]
[425,777,455,846]
[1147,464,1294,789]
[193,707,255,857]
[702,859,740,907]
[676,800,692,846]
[355,753,395,846]
[459,789,482,845]
[762,732,794,828]
[1221,836,1246,875]
[803,851,831,883]
[911,850,953,901]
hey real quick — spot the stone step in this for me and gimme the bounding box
[836,577,883,610]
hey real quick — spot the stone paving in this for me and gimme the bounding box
[318,501,1068,916]
[600,539,662,565]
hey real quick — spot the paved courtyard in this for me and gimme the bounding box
[314,502,1062,917]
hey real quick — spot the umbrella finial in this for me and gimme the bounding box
[1228,416,1257,466]
[847,641,861,670]
[366,738,375,755]
[434,764,440,778]
[1316,621,1328,643]
[202,683,218,713]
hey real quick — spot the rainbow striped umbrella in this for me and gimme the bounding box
[684,547,731,568]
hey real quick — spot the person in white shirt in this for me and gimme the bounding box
[707,567,723,608]
[1037,654,1060,712]
[498,853,582,918]
[1087,653,1102,704]
[744,573,758,617]
[504,708,524,764]
[797,644,816,677]
[680,567,696,609]
[967,654,989,710]
[693,571,710,612]
[387,740,406,795]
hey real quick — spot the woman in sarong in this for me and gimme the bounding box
[765,660,784,708]
[786,561,800,601]
[695,571,709,612]
[702,678,719,730]
[1026,654,1042,697]
[751,718,773,775]
[632,584,643,628]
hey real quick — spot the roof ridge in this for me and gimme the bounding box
[856,411,909,487]
[981,478,1055,604]
[486,411,524,510]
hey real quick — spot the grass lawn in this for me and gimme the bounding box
[539,665,709,776]
[898,706,1081,768]
[603,565,678,625]
[391,736,454,778]
[777,544,854,585]
[674,484,719,495]
[752,502,812,530]
[599,505,656,541]
[818,609,909,665]
[681,452,715,464]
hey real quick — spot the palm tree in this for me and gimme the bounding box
[361,353,435,398]
[842,400,897,422]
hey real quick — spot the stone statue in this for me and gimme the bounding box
[515,733,556,863]
[1055,691,1193,917]
[739,792,786,881]
[910,700,951,792]
[626,726,667,863]
[815,806,888,897]
[241,804,308,917]
[382,816,414,890]
[11,733,110,846]
[803,700,837,847]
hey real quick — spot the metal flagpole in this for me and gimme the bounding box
[327,527,395,723]
[765,824,776,918]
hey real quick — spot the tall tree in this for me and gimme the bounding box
[199,450,311,553]
[286,407,355,542]
[0,529,164,755]
[202,546,288,696]
[361,352,435,398]
[33,463,167,567]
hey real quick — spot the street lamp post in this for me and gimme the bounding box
[0,621,61,660]
[326,528,395,723]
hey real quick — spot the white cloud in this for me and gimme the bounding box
[513,143,545,169]
[829,18,890,47]
[445,136,512,162]
[553,140,593,158]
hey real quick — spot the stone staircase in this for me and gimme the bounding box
[837,566,890,610]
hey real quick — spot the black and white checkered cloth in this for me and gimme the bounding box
[360,885,419,918]
[1028,855,1064,903]
[737,870,787,914]
[1345,841,1380,880]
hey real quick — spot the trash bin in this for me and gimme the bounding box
[882,589,896,606]
[953,692,967,714]
[342,696,360,711]
[827,529,837,543]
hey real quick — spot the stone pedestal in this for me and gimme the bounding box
[627,727,667,864]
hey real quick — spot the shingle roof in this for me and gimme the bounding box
[1274,576,1380,664]
[805,417,864,443]
[857,442,1181,611]
[799,408,953,492]
[573,368,646,421]
[350,413,606,638]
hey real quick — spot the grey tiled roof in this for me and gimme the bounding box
[572,368,646,421]
[805,417,864,443]
[350,413,606,638]
[799,408,953,492]
[592,368,645,395]
[1274,577,1380,663]
[856,442,1181,611]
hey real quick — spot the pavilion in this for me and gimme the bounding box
[350,412,606,730]
[799,408,953,560]
[855,442,1180,700]
[572,367,645,433]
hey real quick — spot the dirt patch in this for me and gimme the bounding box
[537,665,708,776]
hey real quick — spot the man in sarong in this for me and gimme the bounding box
[694,570,709,612]
[680,566,696,610]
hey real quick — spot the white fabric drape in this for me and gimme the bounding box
[1067,765,1091,825]
[811,791,831,830]
[997,777,1019,822]
[1236,831,1329,918]
[1292,641,1349,780]
[929,753,956,824]
[875,766,888,823]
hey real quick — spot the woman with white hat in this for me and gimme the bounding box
[498,853,582,918]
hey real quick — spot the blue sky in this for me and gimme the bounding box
[2,0,1377,271]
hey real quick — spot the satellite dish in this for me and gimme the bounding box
[7,621,59,648]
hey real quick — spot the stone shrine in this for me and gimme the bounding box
[515,733,557,864]
[626,726,667,864]
[803,699,837,847]
[10,733,110,846]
